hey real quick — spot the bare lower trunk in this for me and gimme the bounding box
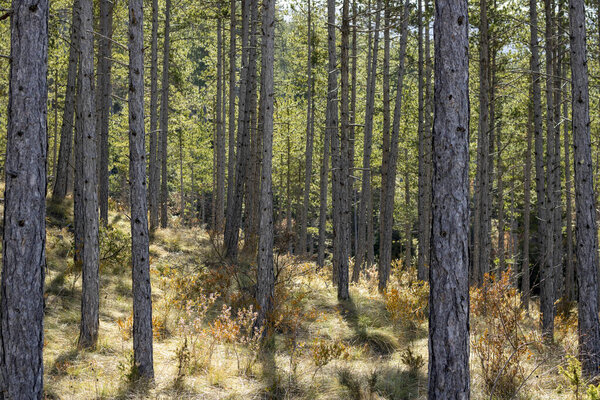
[428,0,470,395]
[0,0,47,395]
[569,0,600,376]
[159,0,171,228]
[522,101,533,309]
[148,0,159,230]
[127,0,154,377]
[78,0,100,349]
[215,17,225,233]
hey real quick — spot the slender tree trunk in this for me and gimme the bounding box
[356,0,381,274]
[299,0,313,256]
[522,100,533,310]
[569,0,600,376]
[148,0,159,230]
[127,0,154,377]
[215,17,226,233]
[378,1,409,290]
[497,119,505,272]
[53,0,80,202]
[96,0,113,225]
[78,0,100,349]
[416,0,426,281]
[256,0,276,327]
[0,0,47,394]
[473,0,490,285]
[159,0,171,228]
[404,148,411,270]
[564,73,575,302]
[225,0,237,237]
[541,0,556,341]
[428,0,470,395]
[350,0,358,261]
[53,69,59,180]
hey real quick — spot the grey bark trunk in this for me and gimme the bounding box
[568,0,600,376]
[148,0,160,230]
[159,0,171,228]
[428,0,470,396]
[77,0,100,349]
[215,17,225,233]
[225,0,237,236]
[0,0,47,395]
[522,100,533,310]
[127,0,154,378]
[52,0,80,202]
[256,0,276,327]
[96,0,113,225]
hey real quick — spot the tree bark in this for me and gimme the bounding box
[127,0,154,378]
[215,16,226,233]
[0,0,47,395]
[225,0,237,237]
[77,0,100,349]
[148,0,160,231]
[378,0,409,290]
[256,0,276,328]
[568,0,600,376]
[522,100,533,310]
[428,0,470,395]
[96,0,113,225]
[159,0,171,228]
[52,0,80,202]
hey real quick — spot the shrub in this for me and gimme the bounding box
[384,264,429,334]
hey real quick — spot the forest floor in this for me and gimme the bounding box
[39,202,581,400]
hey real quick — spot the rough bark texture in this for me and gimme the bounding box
[416,0,426,281]
[356,0,381,275]
[159,0,171,228]
[472,0,490,285]
[78,0,100,349]
[257,0,276,327]
[52,0,80,202]
[428,0,470,396]
[0,0,47,395]
[128,0,154,378]
[225,0,237,236]
[522,101,532,309]
[378,0,409,290]
[564,78,575,302]
[148,0,160,230]
[96,0,113,225]
[568,0,600,376]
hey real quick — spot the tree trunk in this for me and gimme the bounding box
[522,100,533,310]
[299,0,313,256]
[96,0,113,225]
[225,0,237,237]
[53,0,80,202]
[127,0,154,378]
[356,0,381,274]
[428,0,470,395]
[416,0,426,281]
[148,0,160,231]
[215,17,226,233]
[541,0,555,341]
[159,0,171,228]
[564,73,575,302]
[497,119,505,273]
[472,0,490,285]
[569,0,600,376]
[0,0,47,394]
[256,0,276,327]
[378,0,409,290]
[77,0,100,349]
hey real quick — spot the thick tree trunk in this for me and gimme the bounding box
[564,77,575,302]
[127,0,154,378]
[53,0,80,202]
[0,0,47,395]
[256,0,276,328]
[159,0,171,228]
[428,0,470,395]
[299,0,313,256]
[356,0,381,274]
[96,0,113,225]
[569,0,600,376]
[378,1,409,290]
[77,0,100,349]
[148,0,160,231]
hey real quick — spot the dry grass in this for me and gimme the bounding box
[38,201,581,399]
